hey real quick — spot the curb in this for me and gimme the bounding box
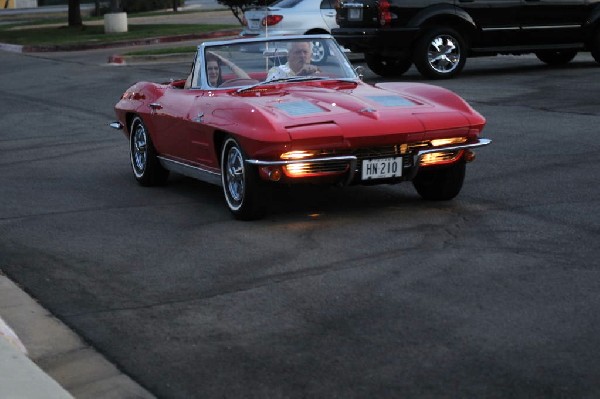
[0,274,156,399]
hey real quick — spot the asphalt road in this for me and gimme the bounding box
[1,47,600,398]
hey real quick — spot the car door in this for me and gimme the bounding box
[145,88,200,163]
[456,0,521,47]
[520,0,587,45]
[320,0,339,31]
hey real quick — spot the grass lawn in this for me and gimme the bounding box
[0,23,237,46]
[124,45,197,56]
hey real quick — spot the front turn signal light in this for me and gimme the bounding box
[280,150,316,160]
[430,137,467,147]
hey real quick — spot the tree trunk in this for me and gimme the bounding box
[68,0,82,27]
[173,0,178,12]
[110,0,120,12]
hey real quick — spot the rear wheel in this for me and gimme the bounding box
[365,53,412,77]
[590,27,600,64]
[413,161,466,201]
[129,116,169,186]
[310,39,328,64]
[413,27,467,79]
[221,137,267,220]
[535,50,577,65]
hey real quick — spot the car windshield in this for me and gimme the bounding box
[194,37,358,90]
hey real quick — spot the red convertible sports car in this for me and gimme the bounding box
[111,35,491,220]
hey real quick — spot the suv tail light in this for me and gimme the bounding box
[378,0,391,27]
[262,15,283,26]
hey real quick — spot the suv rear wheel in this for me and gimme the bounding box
[414,27,467,79]
[365,53,412,77]
[590,27,600,64]
[535,50,577,65]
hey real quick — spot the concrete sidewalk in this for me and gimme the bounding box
[0,275,155,398]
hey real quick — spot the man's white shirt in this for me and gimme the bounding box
[267,63,295,80]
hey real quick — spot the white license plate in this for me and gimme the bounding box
[248,20,260,30]
[348,8,363,21]
[362,157,403,180]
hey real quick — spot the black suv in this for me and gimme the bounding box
[333,0,600,79]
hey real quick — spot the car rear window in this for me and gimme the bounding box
[271,0,304,8]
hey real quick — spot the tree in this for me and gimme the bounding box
[110,0,121,12]
[217,0,277,25]
[68,0,82,27]
[173,0,178,12]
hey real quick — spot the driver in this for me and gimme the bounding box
[267,41,320,80]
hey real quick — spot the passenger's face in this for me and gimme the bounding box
[207,60,220,86]
[288,42,312,73]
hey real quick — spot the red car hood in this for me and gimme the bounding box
[237,83,475,143]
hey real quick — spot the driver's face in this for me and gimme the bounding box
[288,42,312,73]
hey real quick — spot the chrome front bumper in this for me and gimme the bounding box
[246,138,492,183]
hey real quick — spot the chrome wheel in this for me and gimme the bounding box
[224,144,245,209]
[131,122,148,178]
[220,137,267,220]
[414,28,467,79]
[427,34,461,74]
[311,40,328,64]
[129,116,169,186]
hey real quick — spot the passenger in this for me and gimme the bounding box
[267,41,320,80]
[206,52,251,87]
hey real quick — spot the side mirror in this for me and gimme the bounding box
[355,65,364,80]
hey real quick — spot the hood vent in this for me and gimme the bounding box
[367,95,415,107]
[275,101,326,116]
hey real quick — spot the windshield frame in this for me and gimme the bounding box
[192,35,359,91]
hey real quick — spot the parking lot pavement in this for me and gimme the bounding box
[0,275,156,398]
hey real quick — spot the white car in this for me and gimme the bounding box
[240,0,339,63]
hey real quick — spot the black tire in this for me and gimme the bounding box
[413,161,466,201]
[535,50,577,65]
[221,137,267,220]
[129,116,169,186]
[590,27,600,64]
[413,27,467,79]
[310,39,328,64]
[365,53,412,77]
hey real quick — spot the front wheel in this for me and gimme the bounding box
[413,161,466,201]
[413,27,467,79]
[129,116,169,186]
[535,50,577,65]
[221,137,267,220]
[365,53,412,77]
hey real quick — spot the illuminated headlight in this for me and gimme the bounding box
[430,137,467,147]
[280,150,317,160]
[284,163,310,176]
